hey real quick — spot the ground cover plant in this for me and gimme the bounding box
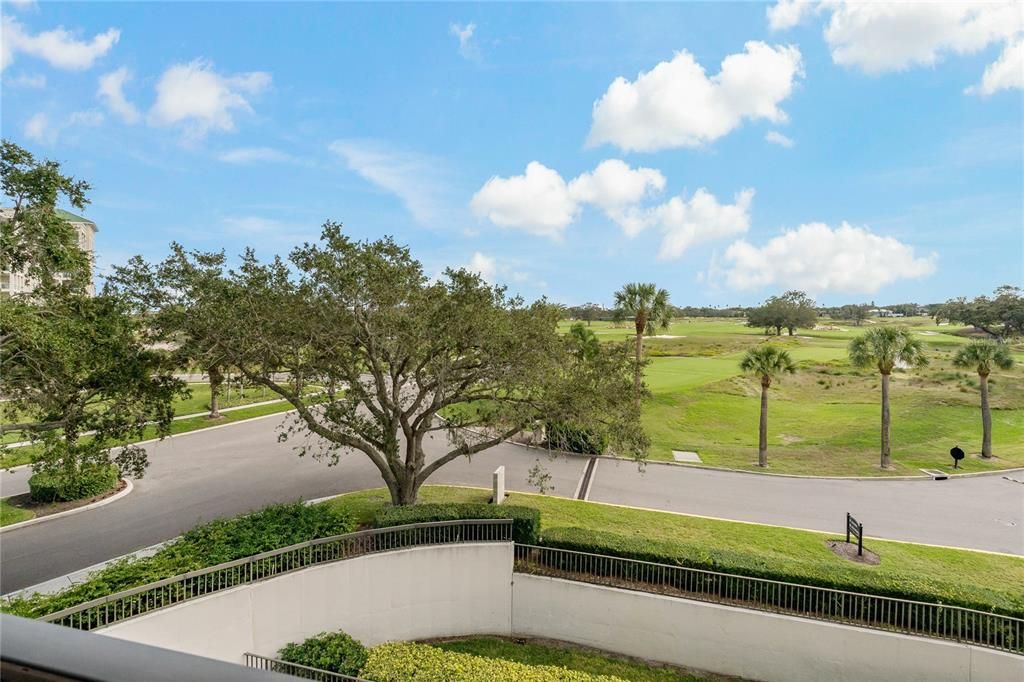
[278,630,368,677]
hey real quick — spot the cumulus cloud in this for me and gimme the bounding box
[218,147,296,164]
[23,112,50,143]
[23,109,103,144]
[764,130,794,147]
[467,251,497,281]
[470,162,578,238]
[329,139,446,225]
[4,72,45,88]
[97,67,139,123]
[769,1,1023,94]
[587,41,804,152]
[716,222,937,293]
[2,16,119,71]
[567,159,665,210]
[449,22,479,60]
[648,189,755,260]
[149,60,271,139]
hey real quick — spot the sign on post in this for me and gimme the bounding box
[492,466,505,505]
[846,512,864,556]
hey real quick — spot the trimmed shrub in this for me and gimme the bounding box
[545,421,608,455]
[360,642,624,682]
[28,463,119,503]
[2,502,354,619]
[373,503,540,544]
[279,630,367,677]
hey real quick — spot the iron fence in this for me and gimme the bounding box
[513,544,1023,654]
[244,652,367,681]
[40,519,512,631]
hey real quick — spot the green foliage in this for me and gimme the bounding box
[937,286,1024,341]
[738,345,797,386]
[278,631,367,677]
[2,502,353,618]
[848,327,928,374]
[360,642,625,682]
[545,421,608,455]
[746,291,817,336]
[613,283,672,335]
[28,463,118,503]
[372,502,540,544]
[953,340,1014,376]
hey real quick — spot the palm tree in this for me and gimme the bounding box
[613,283,671,398]
[848,327,927,469]
[739,345,797,467]
[953,341,1014,458]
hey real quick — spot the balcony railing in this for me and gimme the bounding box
[514,543,1023,654]
[40,519,513,631]
[244,652,367,681]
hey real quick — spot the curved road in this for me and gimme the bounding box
[2,412,1022,593]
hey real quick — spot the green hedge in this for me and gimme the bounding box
[536,527,1024,619]
[360,642,625,682]
[545,421,608,455]
[28,464,119,503]
[278,630,367,677]
[373,503,540,544]
[2,502,354,619]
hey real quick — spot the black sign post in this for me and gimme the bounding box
[950,446,965,469]
[846,512,864,557]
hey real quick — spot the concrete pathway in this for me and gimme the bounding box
[1,412,1021,594]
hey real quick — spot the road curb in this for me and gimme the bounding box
[0,479,134,534]
[616,458,1024,481]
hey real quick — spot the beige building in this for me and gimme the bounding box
[0,207,97,296]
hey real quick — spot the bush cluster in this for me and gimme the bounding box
[545,421,608,455]
[360,642,624,682]
[2,502,353,618]
[28,463,119,503]
[372,503,540,544]
[278,630,367,677]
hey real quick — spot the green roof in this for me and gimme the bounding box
[55,208,95,225]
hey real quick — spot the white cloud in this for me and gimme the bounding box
[769,1,1023,94]
[467,251,497,281]
[567,159,665,210]
[23,109,102,144]
[716,222,937,293]
[968,38,1024,96]
[149,60,271,140]
[1,16,119,71]
[23,112,50,142]
[470,161,578,238]
[649,188,755,260]
[764,130,794,147]
[4,72,45,88]
[587,42,804,152]
[218,147,296,164]
[329,139,445,225]
[449,22,479,60]
[97,67,139,123]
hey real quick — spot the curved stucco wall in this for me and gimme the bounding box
[98,544,1023,682]
[100,543,513,663]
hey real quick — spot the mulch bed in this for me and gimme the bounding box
[4,479,128,520]
[826,540,881,565]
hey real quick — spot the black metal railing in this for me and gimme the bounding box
[40,519,512,631]
[513,544,1023,654]
[244,653,367,681]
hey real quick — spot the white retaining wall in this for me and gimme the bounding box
[98,544,1023,682]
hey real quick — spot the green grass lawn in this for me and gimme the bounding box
[571,317,1024,475]
[432,637,722,682]
[323,486,1024,617]
[0,497,35,527]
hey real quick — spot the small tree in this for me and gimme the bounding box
[936,286,1024,341]
[739,345,796,467]
[953,341,1014,459]
[848,327,927,469]
[613,283,671,398]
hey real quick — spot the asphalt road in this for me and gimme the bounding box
[1,413,1021,593]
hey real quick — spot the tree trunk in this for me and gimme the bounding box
[633,322,644,400]
[787,327,794,336]
[980,372,992,458]
[758,381,769,467]
[880,372,891,469]
[387,472,420,505]
[208,366,223,419]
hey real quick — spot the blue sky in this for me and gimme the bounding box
[2,1,1021,307]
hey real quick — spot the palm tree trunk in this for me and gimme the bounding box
[880,372,891,469]
[633,325,644,400]
[758,382,769,467]
[980,373,992,458]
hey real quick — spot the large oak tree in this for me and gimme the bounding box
[114,224,646,505]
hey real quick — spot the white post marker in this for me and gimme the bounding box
[492,465,506,504]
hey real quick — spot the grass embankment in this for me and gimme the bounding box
[0,394,304,470]
[0,497,35,527]
[563,318,1024,475]
[433,637,721,682]
[323,486,1024,616]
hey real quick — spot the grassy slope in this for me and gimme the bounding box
[569,318,1024,475]
[0,497,35,527]
[323,486,1024,616]
[433,637,718,682]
